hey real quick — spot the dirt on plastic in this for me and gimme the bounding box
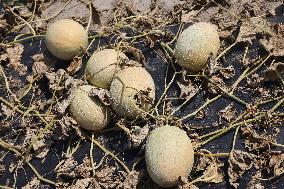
[0,0,284,188]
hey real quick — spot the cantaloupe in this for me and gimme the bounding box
[175,22,220,72]
[45,19,88,60]
[110,66,155,119]
[85,49,128,89]
[69,85,110,130]
[145,126,194,187]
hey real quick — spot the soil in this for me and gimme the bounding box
[0,0,284,189]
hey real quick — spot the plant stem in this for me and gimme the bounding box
[0,139,56,185]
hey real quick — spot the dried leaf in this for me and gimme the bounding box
[208,75,228,94]
[263,62,284,81]
[260,23,284,56]
[32,54,51,77]
[6,43,26,75]
[181,10,198,23]
[237,17,271,43]
[0,162,4,175]
[74,157,92,178]
[269,151,284,177]
[22,177,41,189]
[56,156,78,179]
[211,8,238,39]
[56,88,76,114]
[241,124,279,152]
[117,170,143,189]
[219,65,235,79]
[69,178,93,189]
[89,87,111,106]
[177,79,199,100]
[228,150,254,188]
[134,88,154,108]
[127,125,149,148]
[195,153,224,184]
[32,138,51,159]
[67,56,83,75]
[91,3,101,25]
[202,160,224,183]
[246,73,262,88]
[219,103,237,122]
[95,166,121,188]
[1,104,13,118]
[247,171,264,189]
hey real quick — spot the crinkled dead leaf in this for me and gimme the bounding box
[177,79,199,100]
[45,69,67,91]
[0,17,10,39]
[263,62,284,81]
[56,156,78,179]
[67,56,83,75]
[27,0,45,15]
[178,183,199,189]
[181,10,197,23]
[247,171,264,189]
[0,51,8,62]
[69,178,93,189]
[219,103,237,122]
[0,162,4,175]
[246,73,262,89]
[95,166,121,188]
[134,88,154,108]
[195,153,224,184]
[52,116,76,140]
[32,58,49,77]
[202,160,224,183]
[74,157,92,178]
[269,151,284,177]
[241,124,279,152]
[237,17,272,43]
[22,177,41,189]
[208,75,228,94]
[251,151,284,184]
[178,174,200,189]
[1,104,13,118]
[195,109,205,119]
[211,6,239,39]
[32,53,54,77]
[219,65,235,79]
[5,43,26,75]
[46,69,83,114]
[127,125,149,148]
[228,150,254,188]
[32,138,51,159]
[56,88,76,114]
[120,44,145,66]
[89,87,111,106]
[242,0,282,17]
[260,23,284,56]
[91,3,101,25]
[117,170,143,189]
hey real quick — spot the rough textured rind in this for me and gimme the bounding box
[110,66,155,119]
[174,22,220,72]
[45,19,88,60]
[85,49,128,89]
[69,85,110,130]
[145,126,194,187]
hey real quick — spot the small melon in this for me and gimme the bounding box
[174,22,220,72]
[69,85,110,130]
[110,66,155,119]
[85,49,128,89]
[45,19,88,60]
[145,126,194,187]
